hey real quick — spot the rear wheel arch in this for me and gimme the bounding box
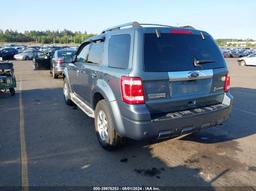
[92,87,126,137]
[93,92,105,110]
[94,99,123,150]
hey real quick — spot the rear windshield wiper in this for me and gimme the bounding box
[193,58,215,66]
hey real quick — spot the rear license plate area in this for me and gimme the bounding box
[170,78,212,97]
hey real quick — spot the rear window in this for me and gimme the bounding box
[144,33,225,72]
[57,50,75,57]
[57,50,75,62]
[108,34,131,69]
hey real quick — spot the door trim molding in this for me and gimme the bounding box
[70,92,95,118]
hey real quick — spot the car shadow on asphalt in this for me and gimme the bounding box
[181,87,256,144]
[1,86,255,188]
[0,91,16,99]
[0,87,216,188]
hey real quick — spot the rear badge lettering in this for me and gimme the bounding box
[214,86,224,92]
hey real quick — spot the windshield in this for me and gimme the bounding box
[144,33,226,72]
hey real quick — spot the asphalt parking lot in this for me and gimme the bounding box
[0,59,256,190]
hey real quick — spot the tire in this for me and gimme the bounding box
[24,56,29,60]
[240,60,246,66]
[95,100,122,150]
[9,88,15,96]
[52,68,58,79]
[33,63,38,70]
[63,78,74,106]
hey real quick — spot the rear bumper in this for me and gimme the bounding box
[14,56,24,60]
[118,93,233,140]
[54,66,65,74]
[34,60,51,69]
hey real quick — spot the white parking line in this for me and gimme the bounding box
[233,108,256,117]
[19,80,29,191]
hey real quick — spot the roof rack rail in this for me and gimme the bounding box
[101,22,141,33]
[139,23,172,28]
[101,21,173,33]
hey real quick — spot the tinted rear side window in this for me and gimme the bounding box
[108,34,131,69]
[88,42,104,64]
[144,33,225,72]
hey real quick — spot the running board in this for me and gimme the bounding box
[70,93,95,118]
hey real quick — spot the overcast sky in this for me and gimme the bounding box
[1,0,255,39]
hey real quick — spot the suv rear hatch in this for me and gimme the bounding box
[142,29,228,117]
[57,50,76,65]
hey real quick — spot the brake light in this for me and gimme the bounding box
[57,59,64,64]
[120,76,145,104]
[170,29,193,34]
[224,73,230,92]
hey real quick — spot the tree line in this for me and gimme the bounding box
[0,29,255,48]
[216,39,256,48]
[0,29,94,44]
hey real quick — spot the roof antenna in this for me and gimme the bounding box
[200,32,205,40]
[155,29,161,38]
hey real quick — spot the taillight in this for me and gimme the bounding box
[224,73,230,92]
[57,59,64,64]
[120,76,145,104]
[170,29,193,34]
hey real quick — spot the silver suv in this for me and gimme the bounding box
[63,22,233,149]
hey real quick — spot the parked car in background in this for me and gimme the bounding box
[0,61,16,96]
[51,48,76,78]
[238,53,256,66]
[33,51,52,70]
[220,48,256,58]
[14,45,27,53]
[229,50,240,58]
[14,48,39,60]
[221,49,231,58]
[33,47,61,70]
[63,22,233,149]
[0,48,18,60]
[29,46,41,50]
